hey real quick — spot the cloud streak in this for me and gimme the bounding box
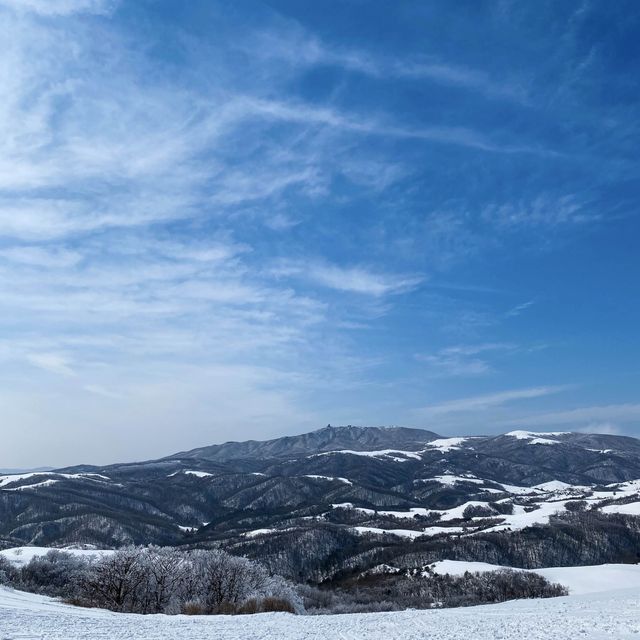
[27,353,76,377]
[0,0,117,16]
[244,27,529,103]
[502,404,640,429]
[418,386,568,417]
[271,260,423,297]
[416,343,515,377]
[243,97,549,155]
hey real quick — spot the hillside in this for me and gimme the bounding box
[3,425,640,580]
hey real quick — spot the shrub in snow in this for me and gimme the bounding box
[488,501,514,515]
[462,505,496,519]
[0,555,19,585]
[1,546,299,616]
[14,550,89,598]
[304,568,567,613]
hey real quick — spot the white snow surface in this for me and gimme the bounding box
[243,528,278,537]
[303,475,353,485]
[242,527,297,538]
[422,437,470,452]
[183,470,214,478]
[476,501,571,535]
[537,564,640,595]
[3,479,61,490]
[0,472,110,488]
[533,480,575,491]
[0,546,113,567]
[504,430,569,445]
[428,560,640,595]
[168,470,215,478]
[428,474,485,486]
[602,501,640,515]
[313,449,422,462]
[353,526,426,539]
[331,473,640,540]
[2,584,640,639]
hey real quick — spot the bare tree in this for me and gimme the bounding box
[81,547,147,611]
[191,549,269,613]
[140,546,188,613]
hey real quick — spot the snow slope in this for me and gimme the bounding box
[0,546,113,567]
[536,564,640,596]
[428,560,640,595]
[314,449,422,462]
[505,431,569,445]
[1,584,639,639]
[422,437,471,452]
[0,472,111,486]
[325,472,640,541]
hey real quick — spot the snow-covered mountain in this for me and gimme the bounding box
[3,425,640,579]
[168,425,440,461]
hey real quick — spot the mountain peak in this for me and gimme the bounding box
[170,424,441,462]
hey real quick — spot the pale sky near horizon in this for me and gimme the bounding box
[0,0,639,467]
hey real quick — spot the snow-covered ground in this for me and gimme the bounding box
[1,583,639,639]
[324,473,640,540]
[2,550,640,638]
[428,560,640,595]
[313,449,422,462]
[0,546,113,567]
[0,472,111,489]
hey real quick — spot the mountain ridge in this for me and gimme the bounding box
[3,424,640,574]
[166,424,442,462]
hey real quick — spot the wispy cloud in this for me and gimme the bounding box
[482,194,596,230]
[506,299,536,317]
[418,385,567,417]
[419,193,599,273]
[576,423,623,436]
[270,259,422,297]
[0,0,117,16]
[502,404,640,429]
[243,27,528,103]
[27,352,76,377]
[0,246,82,268]
[84,384,123,399]
[397,60,527,102]
[243,97,547,155]
[307,264,422,297]
[416,342,515,377]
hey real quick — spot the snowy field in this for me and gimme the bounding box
[0,546,113,567]
[428,560,640,595]
[2,584,640,639]
[2,549,640,638]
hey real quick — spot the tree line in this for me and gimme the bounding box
[0,546,300,615]
[0,543,568,615]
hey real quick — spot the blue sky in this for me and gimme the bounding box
[0,0,639,466]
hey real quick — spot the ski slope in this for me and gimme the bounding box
[1,584,640,639]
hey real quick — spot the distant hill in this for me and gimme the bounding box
[0,467,54,475]
[167,425,440,462]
